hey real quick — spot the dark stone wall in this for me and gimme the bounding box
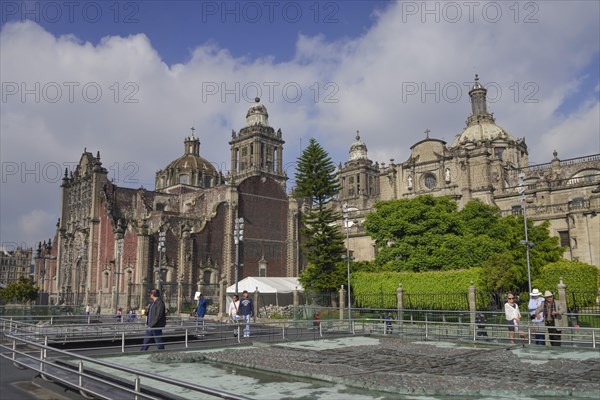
[194,202,227,282]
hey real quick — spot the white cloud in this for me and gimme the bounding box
[541,101,600,159]
[12,209,56,249]
[1,1,599,245]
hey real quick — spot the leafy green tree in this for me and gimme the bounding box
[533,259,599,306]
[294,138,345,292]
[0,277,39,303]
[365,196,563,291]
[479,253,521,293]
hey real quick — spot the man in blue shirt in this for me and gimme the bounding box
[196,293,207,332]
[238,290,254,338]
[140,289,167,351]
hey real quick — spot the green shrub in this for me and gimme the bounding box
[352,269,482,309]
[532,259,599,307]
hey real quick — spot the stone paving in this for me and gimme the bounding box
[198,337,600,398]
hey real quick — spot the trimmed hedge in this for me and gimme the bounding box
[351,259,599,310]
[352,269,482,310]
[532,259,599,307]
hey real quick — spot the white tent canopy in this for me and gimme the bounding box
[226,277,303,294]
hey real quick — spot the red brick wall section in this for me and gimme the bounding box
[97,202,115,292]
[238,176,288,278]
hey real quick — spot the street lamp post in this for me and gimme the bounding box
[342,203,358,324]
[114,226,125,315]
[156,231,166,293]
[518,173,534,294]
[234,217,244,294]
[35,241,56,305]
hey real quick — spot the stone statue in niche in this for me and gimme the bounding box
[445,168,451,183]
[407,175,413,189]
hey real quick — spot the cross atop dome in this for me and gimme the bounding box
[472,74,483,90]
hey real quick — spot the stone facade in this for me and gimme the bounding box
[336,75,600,267]
[0,246,32,286]
[41,99,301,308]
[35,76,599,308]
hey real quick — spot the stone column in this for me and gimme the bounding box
[136,224,149,285]
[556,278,568,329]
[177,275,183,314]
[126,278,132,309]
[396,284,404,323]
[293,286,299,306]
[84,287,90,307]
[339,285,345,320]
[110,287,116,312]
[468,281,477,324]
[139,278,147,310]
[254,287,259,318]
[218,280,227,317]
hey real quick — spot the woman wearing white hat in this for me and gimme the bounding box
[528,289,545,345]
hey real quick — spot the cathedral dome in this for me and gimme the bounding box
[450,121,516,148]
[164,134,216,174]
[349,131,368,161]
[450,75,517,148]
[164,153,216,175]
[155,133,218,191]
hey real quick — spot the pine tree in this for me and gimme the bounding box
[294,138,345,292]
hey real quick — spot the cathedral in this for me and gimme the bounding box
[336,76,600,266]
[34,76,599,310]
[35,98,300,310]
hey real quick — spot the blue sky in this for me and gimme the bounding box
[1,0,599,248]
[2,1,385,64]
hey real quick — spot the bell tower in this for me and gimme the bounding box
[229,98,286,186]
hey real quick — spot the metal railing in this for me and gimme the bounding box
[0,317,353,399]
[0,315,349,353]
[1,333,251,400]
[3,312,599,399]
[350,317,598,348]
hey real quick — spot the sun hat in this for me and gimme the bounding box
[543,290,553,297]
[530,289,542,297]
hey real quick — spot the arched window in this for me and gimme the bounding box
[423,173,437,189]
[179,174,189,185]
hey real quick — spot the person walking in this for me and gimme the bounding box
[140,289,167,351]
[196,293,207,332]
[85,304,91,316]
[228,295,240,337]
[238,290,254,338]
[537,291,564,346]
[504,293,525,345]
[528,289,545,345]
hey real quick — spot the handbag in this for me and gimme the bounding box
[231,301,239,322]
